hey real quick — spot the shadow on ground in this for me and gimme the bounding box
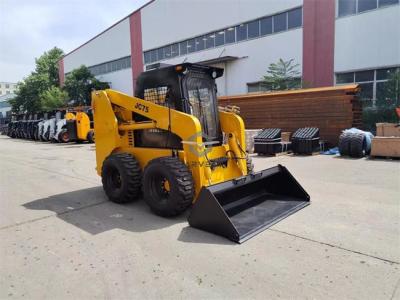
[23,186,232,245]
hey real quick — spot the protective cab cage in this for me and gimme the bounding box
[133,63,224,149]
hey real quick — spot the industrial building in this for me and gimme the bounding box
[59,0,400,100]
[0,82,17,96]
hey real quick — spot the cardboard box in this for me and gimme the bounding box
[370,137,400,158]
[376,123,400,137]
[281,132,291,142]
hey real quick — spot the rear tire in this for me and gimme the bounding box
[87,130,95,143]
[143,157,194,217]
[101,153,142,203]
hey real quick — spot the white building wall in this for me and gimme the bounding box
[95,68,133,96]
[141,0,303,95]
[63,18,131,73]
[335,5,400,72]
[141,0,303,51]
[144,28,303,95]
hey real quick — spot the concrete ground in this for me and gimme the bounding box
[0,135,399,299]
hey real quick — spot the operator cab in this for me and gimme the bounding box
[134,63,224,149]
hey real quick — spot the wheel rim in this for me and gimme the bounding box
[107,167,122,191]
[149,174,170,203]
[62,132,69,142]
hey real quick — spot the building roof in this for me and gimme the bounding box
[0,93,16,103]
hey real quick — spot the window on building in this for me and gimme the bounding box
[171,43,179,57]
[236,23,247,41]
[336,67,400,102]
[379,0,399,7]
[144,52,150,64]
[163,45,171,58]
[359,82,374,100]
[195,36,205,51]
[273,13,287,33]
[338,0,357,16]
[205,33,215,49]
[215,30,225,47]
[225,27,236,44]
[355,70,374,82]
[142,7,304,65]
[157,48,164,61]
[358,0,378,12]
[260,16,273,36]
[179,41,188,55]
[5,84,9,88]
[336,72,354,83]
[338,0,398,17]
[0,91,2,95]
[187,39,196,53]
[247,20,260,39]
[288,8,302,29]
[247,82,272,93]
[150,50,158,62]
[376,67,397,80]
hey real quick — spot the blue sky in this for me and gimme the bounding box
[0,0,149,83]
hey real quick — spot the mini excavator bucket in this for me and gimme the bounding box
[188,165,310,243]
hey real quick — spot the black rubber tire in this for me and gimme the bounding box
[350,133,366,158]
[338,133,352,156]
[58,129,70,143]
[87,130,95,143]
[246,156,254,173]
[101,153,142,203]
[142,156,194,217]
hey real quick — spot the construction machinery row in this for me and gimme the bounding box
[7,108,95,143]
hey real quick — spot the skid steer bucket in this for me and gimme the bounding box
[188,165,310,243]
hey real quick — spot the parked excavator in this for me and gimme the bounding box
[91,63,310,243]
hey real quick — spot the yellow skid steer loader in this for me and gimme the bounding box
[92,63,309,243]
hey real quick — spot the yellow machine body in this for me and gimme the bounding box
[91,63,309,244]
[92,89,247,198]
[75,111,92,141]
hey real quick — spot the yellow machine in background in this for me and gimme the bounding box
[92,63,309,243]
[60,109,95,143]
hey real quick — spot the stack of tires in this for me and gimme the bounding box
[338,132,369,158]
[254,128,286,155]
[291,127,320,155]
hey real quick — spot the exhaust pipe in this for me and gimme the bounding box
[188,165,310,243]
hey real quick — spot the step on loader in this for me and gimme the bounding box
[91,63,310,243]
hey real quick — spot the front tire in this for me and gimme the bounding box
[101,153,142,203]
[143,157,194,217]
[58,129,70,143]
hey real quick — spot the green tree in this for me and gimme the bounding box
[262,58,301,91]
[10,47,64,113]
[63,65,109,106]
[10,73,51,113]
[40,86,69,111]
[35,47,64,86]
